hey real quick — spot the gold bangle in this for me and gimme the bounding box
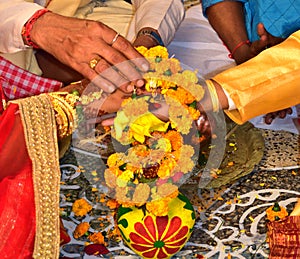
[206,80,219,112]
[48,92,79,139]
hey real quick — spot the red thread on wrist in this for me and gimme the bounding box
[228,40,251,59]
[22,9,50,49]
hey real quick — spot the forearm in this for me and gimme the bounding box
[131,0,185,46]
[0,0,44,53]
[205,1,251,63]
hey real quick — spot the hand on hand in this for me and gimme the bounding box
[249,23,284,57]
[31,12,149,94]
[233,23,284,64]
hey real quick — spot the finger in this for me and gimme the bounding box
[287,107,293,115]
[101,117,115,127]
[264,112,276,124]
[94,60,132,92]
[99,32,149,85]
[257,23,268,39]
[278,110,287,118]
[107,32,149,72]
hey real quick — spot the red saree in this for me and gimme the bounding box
[0,96,62,258]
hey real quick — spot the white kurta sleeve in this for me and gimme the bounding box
[0,0,44,53]
[128,0,185,46]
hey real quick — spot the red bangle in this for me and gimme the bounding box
[22,9,50,49]
[228,40,251,59]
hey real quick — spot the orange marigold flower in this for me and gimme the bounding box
[164,130,183,150]
[146,198,169,216]
[266,203,288,221]
[73,222,90,239]
[106,199,118,210]
[88,232,105,244]
[72,198,93,217]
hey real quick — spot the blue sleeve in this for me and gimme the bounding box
[202,0,247,17]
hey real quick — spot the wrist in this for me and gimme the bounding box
[22,9,50,48]
[228,40,251,60]
[136,28,164,46]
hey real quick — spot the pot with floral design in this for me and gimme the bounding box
[117,193,195,259]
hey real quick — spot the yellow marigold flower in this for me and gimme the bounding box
[174,156,195,174]
[145,45,169,59]
[88,232,105,244]
[115,186,134,206]
[104,168,117,188]
[132,183,151,206]
[107,153,125,167]
[167,98,193,134]
[73,222,90,239]
[118,169,134,183]
[187,83,205,101]
[122,97,149,118]
[157,183,179,198]
[157,157,177,179]
[72,198,93,217]
[168,58,182,74]
[136,46,148,56]
[156,137,172,153]
[181,70,199,83]
[146,198,169,216]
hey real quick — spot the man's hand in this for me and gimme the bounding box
[249,23,284,57]
[30,12,149,94]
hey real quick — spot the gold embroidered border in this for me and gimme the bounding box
[12,94,60,259]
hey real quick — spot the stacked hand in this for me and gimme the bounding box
[31,12,149,94]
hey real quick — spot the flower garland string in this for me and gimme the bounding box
[104,46,205,216]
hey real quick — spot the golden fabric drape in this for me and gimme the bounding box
[12,94,61,259]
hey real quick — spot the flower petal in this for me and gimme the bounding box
[165,226,189,243]
[130,232,153,246]
[161,216,182,240]
[134,221,155,243]
[156,216,169,240]
[144,215,157,240]
[156,248,169,258]
[142,248,159,258]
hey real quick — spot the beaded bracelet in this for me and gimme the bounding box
[22,9,50,49]
[228,40,251,59]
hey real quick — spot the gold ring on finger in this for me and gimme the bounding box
[89,57,101,70]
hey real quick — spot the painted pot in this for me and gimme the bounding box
[117,193,195,259]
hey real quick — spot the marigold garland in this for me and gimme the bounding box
[104,46,205,216]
